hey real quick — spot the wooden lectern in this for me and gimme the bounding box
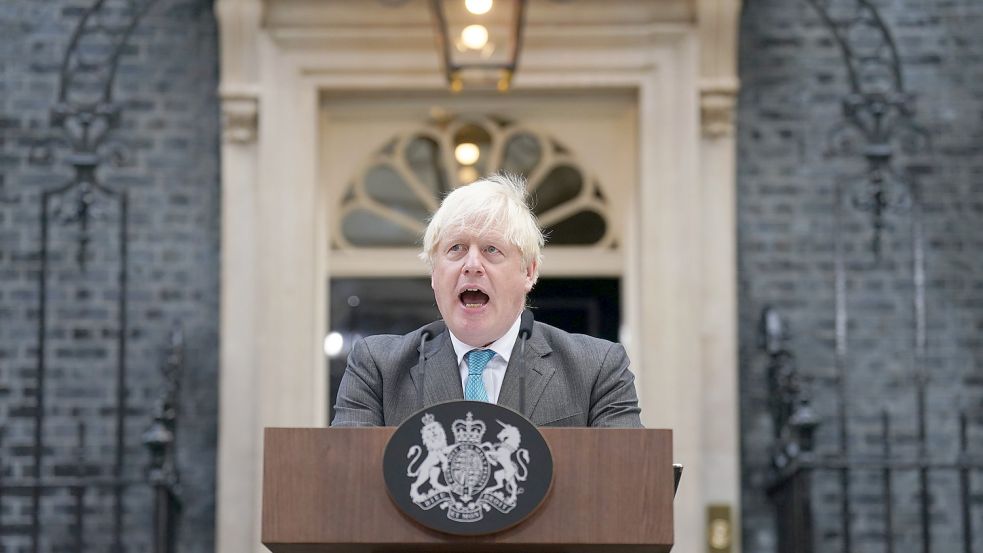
[262,427,674,553]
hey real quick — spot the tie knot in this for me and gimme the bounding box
[466,349,495,376]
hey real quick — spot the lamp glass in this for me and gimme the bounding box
[465,0,493,15]
[454,142,481,165]
[460,24,489,50]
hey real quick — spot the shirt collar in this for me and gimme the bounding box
[448,313,522,365]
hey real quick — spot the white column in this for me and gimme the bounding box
[215,1,264,553]
[697,0,742,551]
[638,37,706,553]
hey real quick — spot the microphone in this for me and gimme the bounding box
[416,320,445,411]
[518,309,534,341]
[517,310,534,417]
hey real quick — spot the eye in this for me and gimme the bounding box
[448,243,463,252]
[486,245,501,255]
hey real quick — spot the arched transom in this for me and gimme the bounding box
[334,116,616,251]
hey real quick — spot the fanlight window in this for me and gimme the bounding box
[335,116,614,249]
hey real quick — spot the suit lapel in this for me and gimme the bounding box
[498,324,554,419]
[411,330,464,406]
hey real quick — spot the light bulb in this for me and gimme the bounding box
[454,142,480,165]
[465,0,493,15]
[460,24,488,50]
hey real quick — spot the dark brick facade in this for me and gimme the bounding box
[0,0,219,551]
[738,0,983,552]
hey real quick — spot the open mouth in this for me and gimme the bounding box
[459,287,490,309]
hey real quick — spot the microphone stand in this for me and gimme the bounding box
[518,334,527,416]
[417,330,432,412]
[516,309,533,417]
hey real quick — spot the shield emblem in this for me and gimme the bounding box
[383,400,554,535]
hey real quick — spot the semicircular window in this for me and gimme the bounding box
[334,116,613,249]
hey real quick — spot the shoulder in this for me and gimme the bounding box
[532,319,617,348]
[357,320,446,357]
[531,320,621,356]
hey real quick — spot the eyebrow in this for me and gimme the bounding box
[441,233,508,248]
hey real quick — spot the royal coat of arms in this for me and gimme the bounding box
[406,411,530,522]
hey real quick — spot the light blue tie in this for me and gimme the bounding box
[464,349,495,402]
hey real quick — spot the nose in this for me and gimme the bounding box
[462,246,484,275]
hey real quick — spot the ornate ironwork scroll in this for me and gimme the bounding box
[804,0,929,257]
[19,0,164,551]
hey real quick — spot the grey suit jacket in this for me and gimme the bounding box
[331,315,643,428]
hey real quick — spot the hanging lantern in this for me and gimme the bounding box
[430,0,527,92]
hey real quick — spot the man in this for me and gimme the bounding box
[331,173,642,428]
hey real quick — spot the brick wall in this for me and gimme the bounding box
[0,0,219,550]
[738,0,983,551]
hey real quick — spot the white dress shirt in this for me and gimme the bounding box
[448,313,522,404]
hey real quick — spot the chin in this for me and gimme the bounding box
[454,324,490,345]
[448,318,495,346]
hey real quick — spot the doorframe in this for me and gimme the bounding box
[214,2,741,553]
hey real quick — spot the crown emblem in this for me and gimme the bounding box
[452,412,486,444]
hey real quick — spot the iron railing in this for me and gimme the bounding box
[0,326,182,552]
[763,309,982,553]
[765,2,981,552]
[0,0,180,550]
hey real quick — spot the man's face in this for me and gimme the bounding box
[431,229,537,347]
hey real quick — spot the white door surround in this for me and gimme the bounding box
[215,2,741,553]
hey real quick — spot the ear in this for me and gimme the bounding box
[523,259,539,292]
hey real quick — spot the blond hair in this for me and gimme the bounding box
[420,173,544,279]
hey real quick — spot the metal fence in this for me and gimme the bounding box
[762,2,983,552]
[0,328,181,553]
[762,307,982,553]
[0,1,180,550]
